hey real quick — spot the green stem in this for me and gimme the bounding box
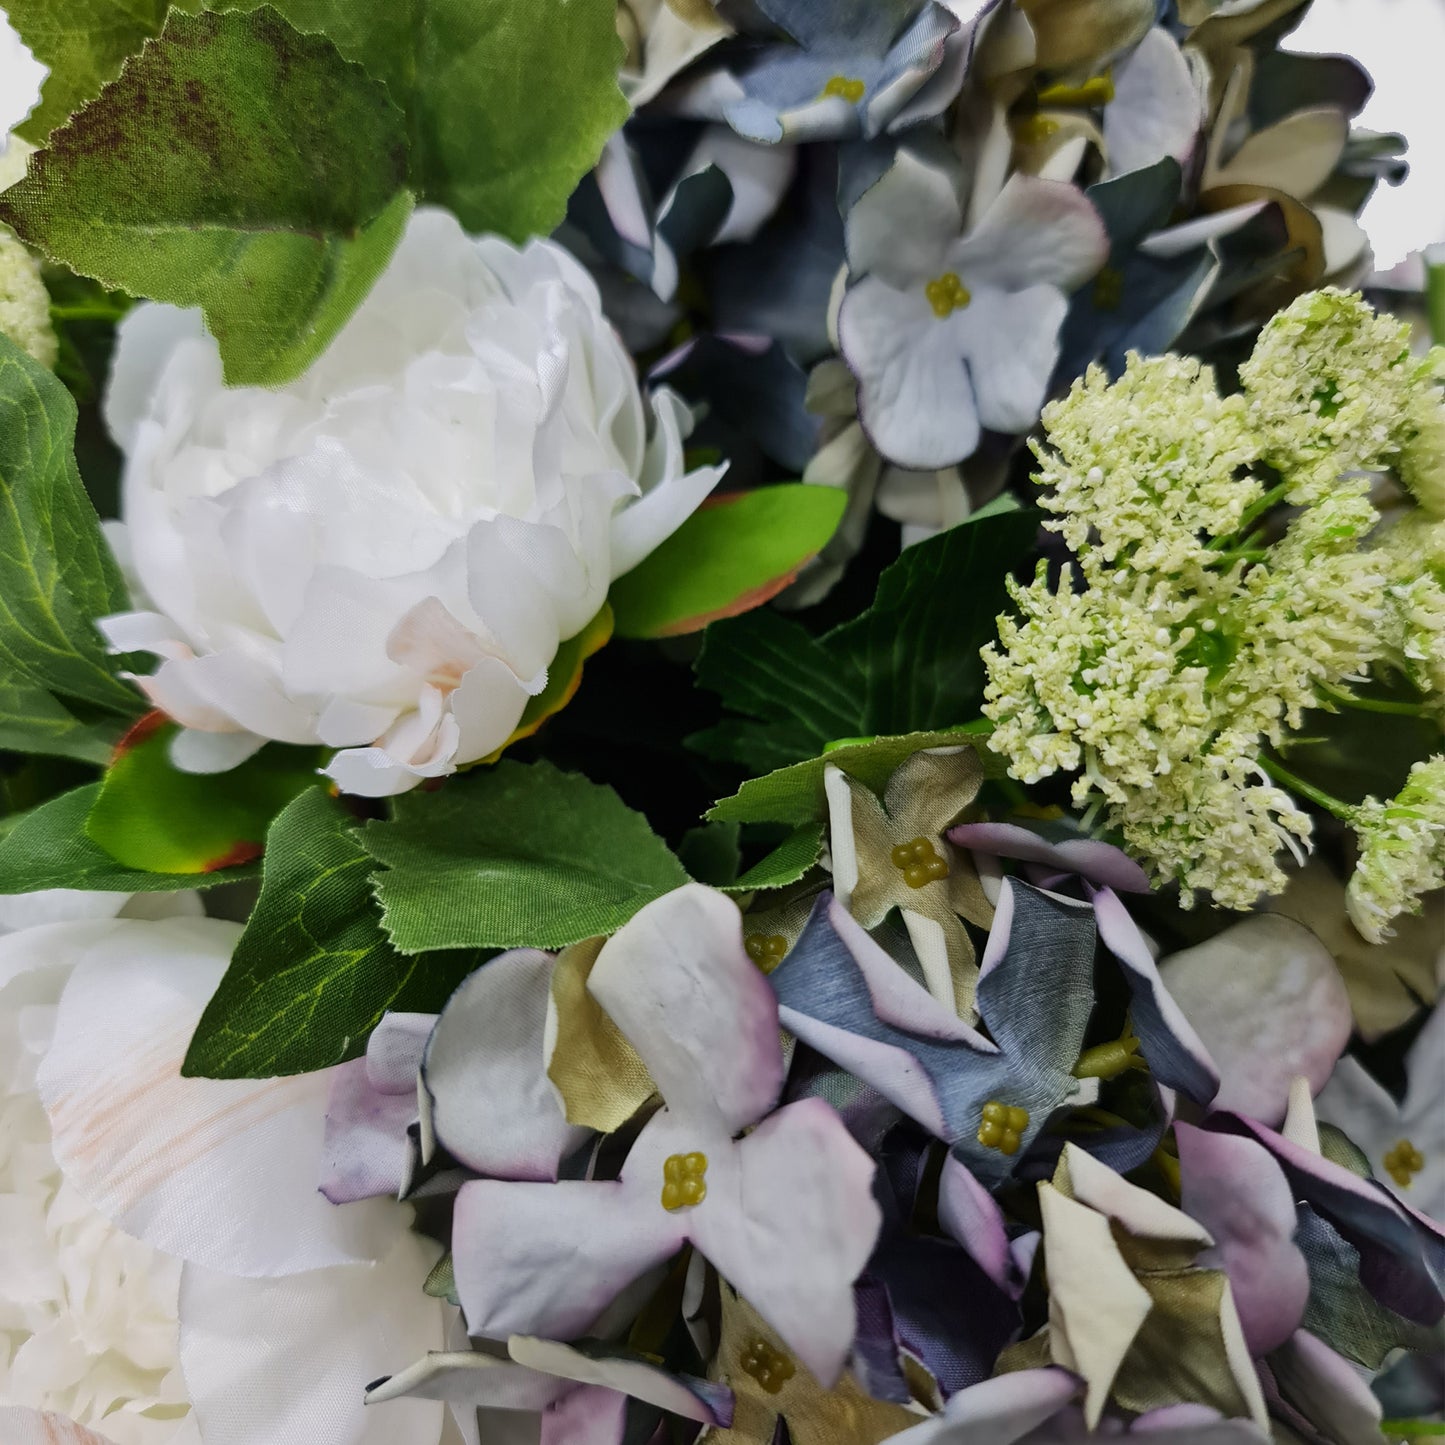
[1428,251,1445,346]
[49,304,127,322]
[1381,1422,1445,1439]
[1209,482,1290,548]
[1259,754,1356,822]
[1206,547,1269,567]
[1318,683,1434,718]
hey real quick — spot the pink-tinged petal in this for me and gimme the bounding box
[321,1012,436,1202]
[845,150,961,284]
[1105,27,1203,177]
[1267,1330,1383,1445]
[365,1352,570,1411]
[423,952,588,1182]
[825,896,992,1045]
[776,1005,950,1136]
[952,175,1108,292]
[956,285,1066,435]
[938,1153,1024,1298]
[366,1012,435,1092]
[0,1410,120,1445]
[1159,915,1350,1125]
[948,822,1150,892]
[509,1338,733,1426]
[839,275,981,471]
[882,1368,1079,1445]
[1175,1124,1308,1356]
[1090,888,1219,1106]
[1132,1408,1271,1443]
[687,1098,882,1386]
[588,884,785,1134]
[452,1172,682,1341]
[178,1233,447,1445]
[321,1057,417,1204]
[37,918,402,1275]
[1063,1142,1213,1247]
[540,1386,627,1445]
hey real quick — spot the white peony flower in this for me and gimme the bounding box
[101,208,724,796]
[0,893,201,1445]
[2,908,451,1445]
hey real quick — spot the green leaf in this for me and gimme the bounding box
[0,8,414,387]
[226,0,630,239]
[691,498,1038,772]
[725,821,825,893]
[0,333,137,712]
[690,608,865,772]
[0,674,122,763]
[362,759,691,953]
[609,486,848,639]
[0,783,258,892]
[183,788,478,1078]
[6,0,194,143]
[86,719,320,874]
[708,725,1000,827]
[677,819,741,886]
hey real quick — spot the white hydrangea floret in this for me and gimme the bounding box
[1396,348,1445,517]
[0,226,55,369]
[1347,756,1445,943]
[1239,288,1415,503]
[1376,513,1445,714]
[1032,353,1260,572]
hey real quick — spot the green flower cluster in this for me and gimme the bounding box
[983,289,1445,915]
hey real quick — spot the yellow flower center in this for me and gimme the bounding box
[890,835,950,887]
[1092,265,1125,312]
[740,1338,796,1394]
[1383,1138,1425,1188]
[744,933,789,973]
[661,1151,709,1211]
[977,1101,1030,1155]
[924,272,971,319]
[1036,72,1116,108]
[1013,113,1061,146]
[820,74,866,103]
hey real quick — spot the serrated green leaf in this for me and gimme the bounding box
[7,0,191,143]
[87,718,321,874]
[224,0,629,239]
[689,608,865,771]
[610,486,848,640]
[691,499,1038,773]
[0,8,413,387]
[0,783,257,892]
[0,333,137,712]
[725,821,825,893]
[183,788,478,1078]
[362,759,691,953]
[708,726,999,827]
[0,673,123,763]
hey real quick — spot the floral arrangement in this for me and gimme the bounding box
[0,1,1440,1444]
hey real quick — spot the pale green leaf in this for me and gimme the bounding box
[362,759,691,953]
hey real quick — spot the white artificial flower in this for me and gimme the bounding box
[0,893,201,1445]
[838,150,1107,470]
[1315,1001,1444,1224]
[3,910,452,1445]
[101,208,724,797]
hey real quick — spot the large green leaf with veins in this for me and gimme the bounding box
[183,788,480,1078]
[0,8,413,386]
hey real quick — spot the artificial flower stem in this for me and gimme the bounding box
[1317,683,1436,718]
[1259,755,1356,822]
[1428,250,1445,345]
[1208,482,1290,548]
